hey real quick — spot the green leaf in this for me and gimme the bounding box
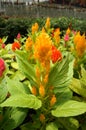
[1,53,14,59]
[0,108,27,130]
[69,78,86,98]
[21,121,41,130]
[1,94,42,110]
[16,50,37,86]
[58,117,79,130]
[0,79,8,103]
[69,66,86,98]
[47,54,73,88]
[81,123,86,130]
[11,62,18,70]
[81,66,86,79]
[5,76,29,95]
[52,100,86,117]
[54,88,72,104]
[46,122,58,130]
[2,36,8,43]
[80,66,86,87]
[12,70,26,81]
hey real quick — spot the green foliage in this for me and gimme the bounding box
[52,100,86,117]
[51,17,70,30]
[69,67,86,98]
[0,79,8,103]
[0,17,86,43]
[0,107,27,130]
[0,77,42,109]
[58,117,79,130]
[46,122,58,130]
[16,50,37,86]
[1,94,42,109]
[47,54,74,88]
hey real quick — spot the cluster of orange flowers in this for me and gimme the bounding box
[10,17,86,110]
[0,17,86,124]
[24,18,61,109]
[11,17,86,101]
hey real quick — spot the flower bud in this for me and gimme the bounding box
[39,114,45,122]
[1,43,5,49]
[50,95,56,106]
[39,85,45,97]
[31,86,37,96]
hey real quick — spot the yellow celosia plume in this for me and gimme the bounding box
[74,32,86,57]
[39,84,45,97]
[66,27,71,35]
[45,17,50,30]
[34,32,52,64]
[53,29,60,44]
[25,37,33,51]
[32,22,39,34]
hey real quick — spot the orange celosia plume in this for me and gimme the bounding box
[74,32,86,57]
[32,23,39,34]
[12,42,21,51]
[45,17,50,30]
[50,94,57,106]
[25,37,33,51]
[34,32,52,65]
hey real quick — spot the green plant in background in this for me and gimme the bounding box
[0,17,86,43]
[0,17,86,130]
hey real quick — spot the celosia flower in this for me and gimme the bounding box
[0,58,6,77]
[45,17,50,30]
[66,27,71,35]
[32,23,39,34]
[0,38,3,44]
[0,38,5,49]
[36,67,40,79]
[34,32,52,64]
[52,28,60,37]
[64,34,69,42]
[50,94,56,106]
[72,30,77,35]
[39,84,45,97]
[12,42,21,51]
[39,114,45,122]
[41,27,46,33]
[51,45,62,63]
[1,43,5,49]
[16,33,21,40]
[31,86,37,96]
[74,33,86,57]
[53,28,60,44]
[74,31,81,45]
[25,37,33,51]
[43,74,48,83]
